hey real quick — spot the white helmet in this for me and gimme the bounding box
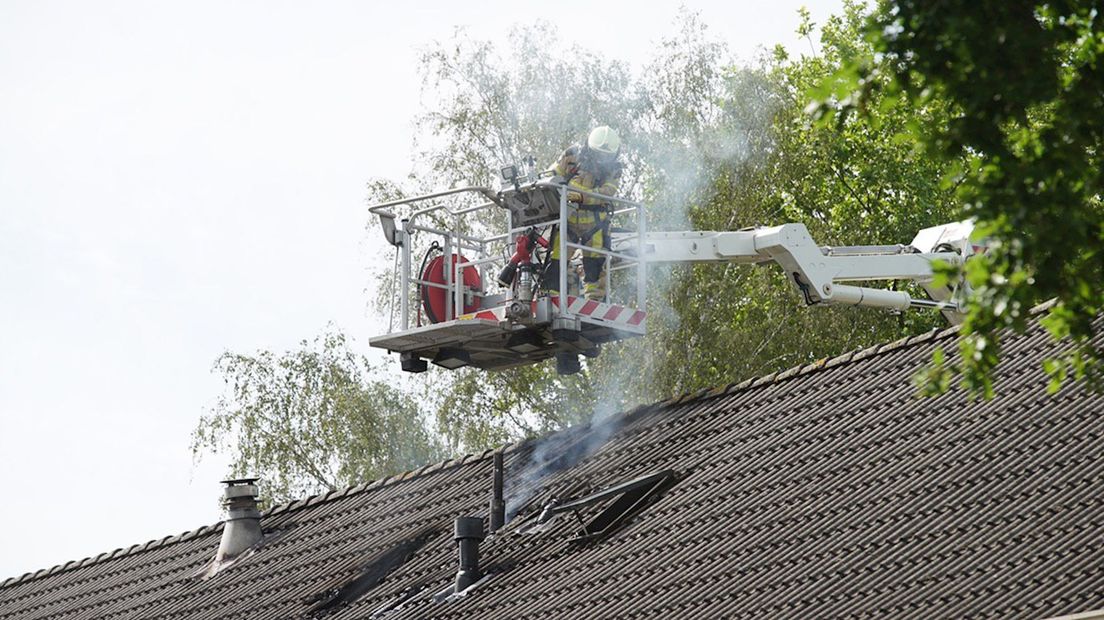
[586,126,621,161]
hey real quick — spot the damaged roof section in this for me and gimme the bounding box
[514,470,681,542]
[2,318,1104,619]
[306,528,437,616]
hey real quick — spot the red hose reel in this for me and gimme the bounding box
[420,253,482,324]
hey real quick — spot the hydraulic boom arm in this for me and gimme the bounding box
[633,221,971,316]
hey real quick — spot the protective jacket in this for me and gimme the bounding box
[543,145,623,299]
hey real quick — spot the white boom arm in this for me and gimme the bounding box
[634,221,971,316]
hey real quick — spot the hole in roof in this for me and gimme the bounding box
[518,469,679,542]
[504,418,626,521]
[306,529,437,616]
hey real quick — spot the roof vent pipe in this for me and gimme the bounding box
[216,478,263,563]
[490,452,505,532]
[453,516,484,592]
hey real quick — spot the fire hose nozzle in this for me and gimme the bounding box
[499,230,548,287]
[497,262,518,287]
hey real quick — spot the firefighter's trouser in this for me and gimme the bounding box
[541,207,609,300]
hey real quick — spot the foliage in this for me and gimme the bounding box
[412,23,639,192]
[815,0,1104,396]
[648,2,961,395]
[192,328,444,503]
[433,364,596,453]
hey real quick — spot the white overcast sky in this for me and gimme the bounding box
[0,0,845,579]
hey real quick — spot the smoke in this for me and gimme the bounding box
[504,415,620,519]
[501,58,782,521]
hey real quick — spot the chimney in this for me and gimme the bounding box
[453,516,484,592]
[216,478,263,563]
[489,452,505,532]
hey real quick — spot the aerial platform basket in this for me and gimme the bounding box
[368,176,649,373]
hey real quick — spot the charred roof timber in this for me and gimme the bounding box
[308,532,435,616]
[215,478,263,563]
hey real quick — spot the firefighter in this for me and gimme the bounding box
[542,125,623,301]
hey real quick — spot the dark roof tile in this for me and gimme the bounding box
[3,317,1102,619]
[823,350,856,369]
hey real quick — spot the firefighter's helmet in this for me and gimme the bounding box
[586,126,620,162]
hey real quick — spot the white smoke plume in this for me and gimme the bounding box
[502,15,783,519]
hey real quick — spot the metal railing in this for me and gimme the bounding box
[368,180,648,333]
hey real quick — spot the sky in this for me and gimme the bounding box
[0,0,846,579]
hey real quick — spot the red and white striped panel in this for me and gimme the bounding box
[457,306,509,322]
[553,296,647,329]
[456,296,646,331]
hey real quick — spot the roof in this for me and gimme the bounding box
[3,317,1103,619]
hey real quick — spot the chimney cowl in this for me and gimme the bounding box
[215,478,263,563]
[223,480,260,502]
[453,516,484,592]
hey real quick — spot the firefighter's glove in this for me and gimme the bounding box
[567,190,583,203]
